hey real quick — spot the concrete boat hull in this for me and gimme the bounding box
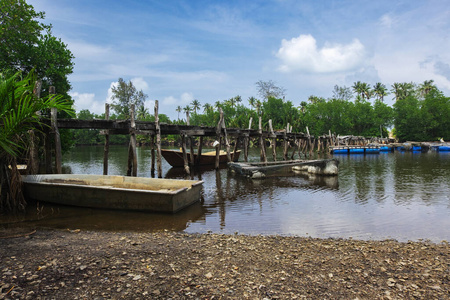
[22,174,203,213]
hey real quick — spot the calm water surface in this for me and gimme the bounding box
[6,146,450,242]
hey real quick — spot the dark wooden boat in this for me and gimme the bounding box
[22,174,203,213]
[161,149,240,167]
[228,159,339,179]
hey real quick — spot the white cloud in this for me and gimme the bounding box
[70,92,105,115]
[379,14,395,29]
[130,77,149,92]
[162,92,194,107]
[276,34,365,73]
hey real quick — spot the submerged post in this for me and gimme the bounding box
[259,117,267,162]
[269,119,277,161]
[127,104,137,176]
[103,103,110,175]
[215,111,223,169]
[154,100,162,178]
[181,132,190,174]
[50,87,62,174]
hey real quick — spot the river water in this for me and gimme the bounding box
[7,146,450,242]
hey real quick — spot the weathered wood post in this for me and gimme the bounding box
[259,117,267,162]
[283,123,289,160]
[186,114,195,166]
[181,132,190,174]
[127,104,137,176]
[268,119,277,161]
[28,80,42,174]
[49,86,62,174]
[215,111,223,169]
[244,117,252,162]
[103,103,110,175]
[154,100,163,178]
[151,135,155,175]
[220,108,232,162]
[196,136,203,165]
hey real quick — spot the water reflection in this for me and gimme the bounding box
[3,146,449,242]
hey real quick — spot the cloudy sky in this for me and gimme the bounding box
[28,0,450,119]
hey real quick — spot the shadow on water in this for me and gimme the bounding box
[2,146,449,242]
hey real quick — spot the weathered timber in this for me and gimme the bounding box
[127,105,137,177]
[103,104,110,175]
[154,100,162,178]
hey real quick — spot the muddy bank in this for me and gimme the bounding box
[0,229,448,299]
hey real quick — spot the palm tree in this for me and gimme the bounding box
[0,71,74,212]
[353,81,371,100]
[190,99,201,114]
[137,104,149,120]
[373,82,388,102]
[418,80,435,98]
[248,96,257,109]
[183,105,191,124]
[391,82,415,101]
[203,103,212,113]
[176,106,182,120]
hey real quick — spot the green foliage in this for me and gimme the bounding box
[110,78,147,118]
[394,88,450,141]
[0,0,74,97]
[256,80,286,101]
[0,70,74,157]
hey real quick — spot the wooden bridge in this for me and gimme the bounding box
[37,101,386,178]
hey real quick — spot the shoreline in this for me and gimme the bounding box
[1,229,448,299]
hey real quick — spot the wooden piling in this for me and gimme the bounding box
[154,100,162,178]
[259,117,267,162]
[244,117,252,162]
[268,120,277,161]
[220,109,232,162]
[127,104,137,177]
[103,104,110,175]
[196,136,203,165]
[283,123,289,160]
[181,132,190,174]
[215,112,223,169]
[151,135,155,175]
[50,86,62,174]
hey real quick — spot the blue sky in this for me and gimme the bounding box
[28,0,450,120]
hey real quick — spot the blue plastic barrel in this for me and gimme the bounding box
[349,148,364,154]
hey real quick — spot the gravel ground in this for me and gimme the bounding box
[0,229,448,299]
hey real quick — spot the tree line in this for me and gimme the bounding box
[73,79,450,146]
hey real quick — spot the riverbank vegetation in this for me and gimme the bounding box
[71,79,450,147]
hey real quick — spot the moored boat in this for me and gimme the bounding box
[228,159,339,179]
[161,149,240,167]
[21,174,203,213]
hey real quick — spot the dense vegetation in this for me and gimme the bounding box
[72,80,450,145]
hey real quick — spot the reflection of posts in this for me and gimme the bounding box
[215,169,226,230]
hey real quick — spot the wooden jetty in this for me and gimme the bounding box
[32,89,391,178]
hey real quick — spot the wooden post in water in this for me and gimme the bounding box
[259,117,267,162]
[103,103,110,175]
[181,132,190,174]
[220,109,232,162]
[154,100,162,178]
[127,104,137,176]
[28,80,42,174]
[283,123,289,160]
[196,136,203,165]
[186,115,195,166]
[215,112,223,169]
[244,117,252,162]
[268,120,277,161]
[50,87,62,174]
[151,135,155,176]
